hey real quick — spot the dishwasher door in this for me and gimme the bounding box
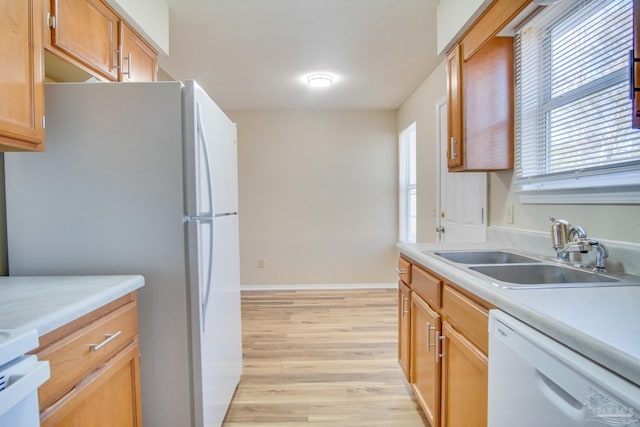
[488,310,640,427]
[0,355,50,427]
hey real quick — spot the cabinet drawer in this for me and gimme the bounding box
[37,300,139,410]
[442,285,488,354]
[412,265,441,308]
[40,340,142,427]
[397,257,412,285]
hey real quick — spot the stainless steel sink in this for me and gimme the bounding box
[434,250,540,265]
[469,264,625,289]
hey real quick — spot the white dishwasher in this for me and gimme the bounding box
[488,310,640,427]
[0,329,50,427]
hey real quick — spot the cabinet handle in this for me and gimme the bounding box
[630,50,638,100]
[427,322,437,352]
[89,330,122,352]
[395,268,406,274]
[450,137,457,159]
[112,48,120,71]
[123,52,132,79]
[401,296,409,317]
[434,332,446,362]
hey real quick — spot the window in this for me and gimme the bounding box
[399,123,417,242]
[515,0,640,203]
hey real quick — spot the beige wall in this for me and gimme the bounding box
[489,171,640,243]
[397,61,447,243]
[398,60,640,244]
[228,110,398,285]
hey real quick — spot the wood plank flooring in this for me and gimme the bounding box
[222,289,428,426]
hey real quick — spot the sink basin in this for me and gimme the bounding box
[434,250,540,264]
[469,264,621,289]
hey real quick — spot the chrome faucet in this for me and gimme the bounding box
[588,240,609,272]
[549,217,608,271]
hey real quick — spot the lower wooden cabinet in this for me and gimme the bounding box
[411,293,441,427]
[398,280,411,379]
[398,256,491,427]
[34,293,142,426]
[440,321,488,427]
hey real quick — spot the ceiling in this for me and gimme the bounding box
[158,0,442,111]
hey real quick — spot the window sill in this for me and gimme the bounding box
[516,185,640,204]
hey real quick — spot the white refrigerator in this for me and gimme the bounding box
[4,81,242,427]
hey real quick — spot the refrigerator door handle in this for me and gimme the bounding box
[187,216,215,332]
[196,103,216,217]
[195,103,216,331]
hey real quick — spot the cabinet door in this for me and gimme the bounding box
[446,44,463,169]
[50,0,119,81]
[40,341,143,427]
[411,293,441,427]
[441,321,487,427]
[463,37,514,170]
[119,22,158,82]
[633,0,640,128]
[398,281,411,380]
[0,0,45,151]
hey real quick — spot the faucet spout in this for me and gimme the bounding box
[588,240,609,272]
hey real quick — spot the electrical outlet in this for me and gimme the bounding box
[506,203,514,224]
[257,259,265,269]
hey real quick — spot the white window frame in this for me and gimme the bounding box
[399,122,417,243]
[514,0,640,204]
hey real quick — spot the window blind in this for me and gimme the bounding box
[514,0,639,191]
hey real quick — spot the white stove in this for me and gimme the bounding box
[0,329,50,427]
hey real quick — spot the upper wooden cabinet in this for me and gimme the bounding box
[0,0,45,151]
[446,45,463,169]
[445,0,530,172]
[119,22,157,82]
[45,0,158,83]
[48,0,120,81]
[632,0,640,128]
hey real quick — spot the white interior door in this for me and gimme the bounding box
[436,98,487,243]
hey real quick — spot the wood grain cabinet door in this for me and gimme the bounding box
[440,321,488,427]
[0,0,45,151]
[50,0,119,81]
[398,281,411,380]
[40,341,143,427]
[119,22,158,82]
[446,44,463,170]
[633,0,640,128]
[411,293,441,427]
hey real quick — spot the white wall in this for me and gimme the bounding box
[227,110,398,286]
[397,61,447,242]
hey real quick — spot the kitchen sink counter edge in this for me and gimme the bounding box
[397,242,640,387]
[0,275,145,337]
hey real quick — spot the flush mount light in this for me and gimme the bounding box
[306,73,334,88]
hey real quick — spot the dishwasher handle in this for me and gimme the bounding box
[535,369,586,421]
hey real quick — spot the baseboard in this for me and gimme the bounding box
[240,283,397,291]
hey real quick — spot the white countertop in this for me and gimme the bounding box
[398,242,640,388]
[0,275,145,337]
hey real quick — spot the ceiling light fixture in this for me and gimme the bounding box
[306,73,334,88]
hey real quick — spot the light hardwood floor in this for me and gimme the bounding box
[222,289,428,426]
